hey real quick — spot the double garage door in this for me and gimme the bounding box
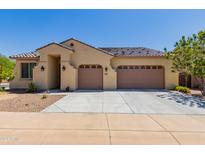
[78,65,164,89]
[117,65,164,89]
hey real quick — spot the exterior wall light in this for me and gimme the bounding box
[105,67,108,72]
[41,66,45,72]
[62,65,66,71]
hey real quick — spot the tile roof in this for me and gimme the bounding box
[10,51,39,59]
[10,39,164,59]
[10,42,74,59]
[99,47,164,56]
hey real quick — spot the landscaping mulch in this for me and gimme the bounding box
[0,93,64,112]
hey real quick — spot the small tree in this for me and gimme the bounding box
[166,30,205,95]
[165,36,193,87]
[0,54,15,83]
[190,31,205,95]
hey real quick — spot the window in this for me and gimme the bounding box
[146,66,151,69]
[21,63,36,79]
[79,65,84,68]
[118,66,122,69]
[158,66,163,69]
[85,65,90,68]
[141,66,145,69]
[129,66,134,69]
[152,66,157,69]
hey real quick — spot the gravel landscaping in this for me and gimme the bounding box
[0,92,65,112]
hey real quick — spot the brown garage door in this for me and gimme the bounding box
[78,65,103,89]
[117,65,164,89]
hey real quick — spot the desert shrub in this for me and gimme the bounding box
[0,87,5,92]
[175,86,190,94]
[65,86,70,92]
[41,94,47,99]
[27,82,37,93]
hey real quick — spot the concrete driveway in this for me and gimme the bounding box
[42,90,205,114]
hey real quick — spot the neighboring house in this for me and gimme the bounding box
[9,38,178,90]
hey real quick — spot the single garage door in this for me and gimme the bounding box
[78,64,103,89]
[117,65,164,89]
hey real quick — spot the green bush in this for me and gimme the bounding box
[0,54,15,83]
[27,82,37,93]
[0,87,5,92]
[175,86,190,94]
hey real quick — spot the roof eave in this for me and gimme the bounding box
[114,55,165,58]
[60,38,114,56]
[36,42,74,52]
[9,56,40,60]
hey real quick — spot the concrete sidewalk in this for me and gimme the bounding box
[0,112,205,144]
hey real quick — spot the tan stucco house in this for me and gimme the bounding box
[10,38,179,90]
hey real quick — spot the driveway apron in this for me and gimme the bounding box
[42,90,205,114]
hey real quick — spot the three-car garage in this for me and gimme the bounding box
[78,64,165,90]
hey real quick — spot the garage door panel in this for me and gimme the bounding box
[117,66,164,89]
[78,65,103,89]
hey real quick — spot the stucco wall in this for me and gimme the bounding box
[33,44,76,90]
[33,61,47,89]
[61,61,77,90]
[111,57,178,89]
[62,40,117,90]
[191,76,202,89]
[10,59,38,89]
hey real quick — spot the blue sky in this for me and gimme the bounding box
[0,9,205,56]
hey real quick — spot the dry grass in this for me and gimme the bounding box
[0,92,64,112]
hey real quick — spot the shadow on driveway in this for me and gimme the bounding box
[157,91,205,109]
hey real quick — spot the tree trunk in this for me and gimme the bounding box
[198,77,205,96]
[202,79,205,96]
